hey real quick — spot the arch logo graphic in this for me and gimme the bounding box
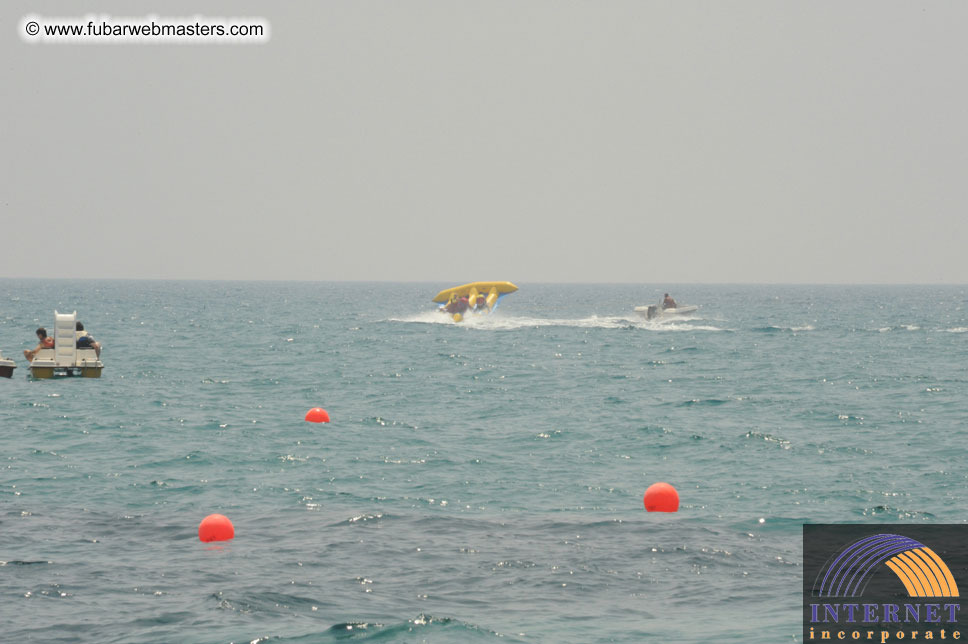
[804,525,966,643]
[815,533,959,599]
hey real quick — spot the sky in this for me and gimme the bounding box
[2,1,967,283]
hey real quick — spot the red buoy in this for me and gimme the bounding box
[305,407,330,423]
[643,482,679,512]
[198,514,235,542]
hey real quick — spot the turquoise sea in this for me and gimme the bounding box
[2,281,967,643]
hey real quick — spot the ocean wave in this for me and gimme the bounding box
[232,615,518,642]
[0,560,52,566]
[752,324,814,333]
[867,324,925,333]
[743,431,792,449]
[646,322,729,332]
[681,398,731,407]
[860,505,937,520]
[360,416,419,430]
[343,512,386,524]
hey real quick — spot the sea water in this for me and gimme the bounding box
[1,281,966,643]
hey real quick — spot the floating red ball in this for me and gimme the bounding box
[198,514,235,542]
[643,482,679,512]
[305,407,330,423]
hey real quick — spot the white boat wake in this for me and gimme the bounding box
[387,312,727,332]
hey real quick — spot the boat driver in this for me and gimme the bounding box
[662,293,677,309]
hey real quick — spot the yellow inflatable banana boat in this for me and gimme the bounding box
[432,281,518,322]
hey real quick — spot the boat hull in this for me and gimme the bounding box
[30,365,102,379]
[27,339,103,379]
[0,354,15,378]
[634,304,699,320]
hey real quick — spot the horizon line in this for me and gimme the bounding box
[1,276,966,287]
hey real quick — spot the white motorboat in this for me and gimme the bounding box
[634,304,699,320]
[28,310,103,378]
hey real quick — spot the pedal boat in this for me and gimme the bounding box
[0,351,15,378]
[28,310,103,378]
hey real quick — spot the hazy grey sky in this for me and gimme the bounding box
[3,1,966,283]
